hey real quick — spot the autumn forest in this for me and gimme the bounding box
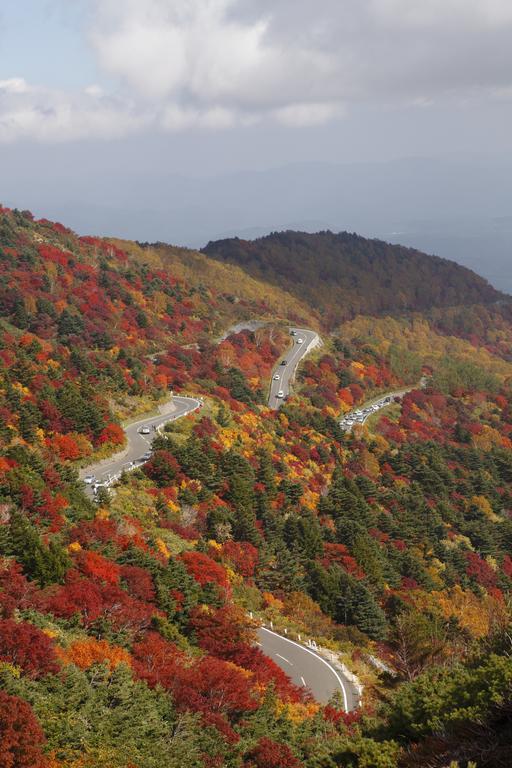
[1,207,512,768]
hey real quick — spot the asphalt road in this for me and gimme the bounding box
[257,627,358,710]
[340,377,427,432]
[268,328,319,409]
[80,395,201,492]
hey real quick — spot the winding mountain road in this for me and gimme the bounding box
[79,395,201,490]
[268,328,320,409]
[78,324,359,708]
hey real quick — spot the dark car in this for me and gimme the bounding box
[281,360,287,365]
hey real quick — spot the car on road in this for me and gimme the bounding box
[297,338,304,344]
[281,360,287,366]
[138,427,151,435]
[290,330,296,336]
[141,451,152,460]
[273,374,280,380]
[277,390,284,398]
[84,475,96,485]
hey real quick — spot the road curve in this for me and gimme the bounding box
[80,395,201,490]
[257,627,359,710]
[268,328,319,410]
[340,377,427,432]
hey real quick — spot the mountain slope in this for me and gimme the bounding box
[202,230,505,326]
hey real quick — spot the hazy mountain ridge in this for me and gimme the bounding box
[203,229,505,327]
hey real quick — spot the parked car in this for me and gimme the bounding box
[281,360,287,365]
[297,338,304,344]
[273,374,280,380]
[139,426,151,435]
[290,330,296,336]
[84,475,95,485]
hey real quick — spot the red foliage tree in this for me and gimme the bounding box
[221,541,259,578]
[143,451,181,486]
[244,737,300,768]
[76,550,121,585]
[465,552,497,589]
[98,423,125,446]
[188,605,253,659]
[132,632,183,689]
[0,618,59,678]
[179,551,230,592]
[120,564,156,602]
[0,691,46,768]
[41,571,156,633]
[0,561,37,618]
[172,655,258,721]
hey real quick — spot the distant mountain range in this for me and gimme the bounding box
[2,153,512,292]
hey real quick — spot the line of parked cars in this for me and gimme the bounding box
[340,396,393,430]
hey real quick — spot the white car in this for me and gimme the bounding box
[297,338,304,344]
[84,475,95,485]
[139,426,151,435]
[273,374,280,380]
[277,390,285,398]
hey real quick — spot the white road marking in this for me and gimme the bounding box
[276,653,292,665]
[301,676,306,687]
[259,626,349,712]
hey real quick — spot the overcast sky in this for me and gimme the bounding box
[1,0,512,154]
[1,0,512,287]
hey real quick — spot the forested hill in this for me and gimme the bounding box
[202,230,505,326]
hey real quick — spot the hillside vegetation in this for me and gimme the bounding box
[2,206,512,767]
[202,230,505,326]
[112,238,315,328]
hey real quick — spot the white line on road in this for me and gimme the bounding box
[276,653,292,665]
[301,676,306,687]
[260,626,349,711]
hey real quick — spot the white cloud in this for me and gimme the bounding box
[3,0,512,140]
[0,79,30,95]
[0,81,149,142]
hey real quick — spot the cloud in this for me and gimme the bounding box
[0,79,148,142]
[3,0,512,141]
[88,0,512,115]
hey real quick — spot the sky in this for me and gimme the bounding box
[1,0,512,290]
[2,0,512,153]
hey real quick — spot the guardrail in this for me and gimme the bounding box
[90,396,202,498]
[253,613,363,708]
